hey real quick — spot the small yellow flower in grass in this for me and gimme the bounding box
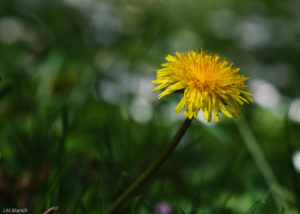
[152,49,252,122]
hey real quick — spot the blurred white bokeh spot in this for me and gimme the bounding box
[134,77,156,101]
[130,97,153,123]
[0,17,24,44]
[64,0,93,8]
[196,109,216,125]
[237,16,271,49]
[293,151,300,172]
[99,81,122,104]
[289,99,300,123]
[89,2,120,45]
[249,79,280,108]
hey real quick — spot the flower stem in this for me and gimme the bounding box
[104,118,193,214]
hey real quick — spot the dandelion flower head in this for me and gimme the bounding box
[152,50,252,122]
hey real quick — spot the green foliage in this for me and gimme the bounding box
[245,200,265,214]
[131,195,142,214]
[0,0,300,213]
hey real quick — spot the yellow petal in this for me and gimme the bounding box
[175,97,186,113]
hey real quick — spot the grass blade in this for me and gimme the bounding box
[37,166,67,213]
[245,200,265,214]
[178,208,186,214]
[131,195,142,214]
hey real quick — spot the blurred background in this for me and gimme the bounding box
[0,0,300,213]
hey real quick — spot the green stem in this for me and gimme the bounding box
[285,112,300,209]
[236,116,287,211]
[104,118,193,214]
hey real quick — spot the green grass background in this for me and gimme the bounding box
[0,0,300,213]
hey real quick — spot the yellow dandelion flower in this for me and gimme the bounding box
[152,49,253,122]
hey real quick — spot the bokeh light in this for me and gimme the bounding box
[289,99,300,123]
[250,79,281,108]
